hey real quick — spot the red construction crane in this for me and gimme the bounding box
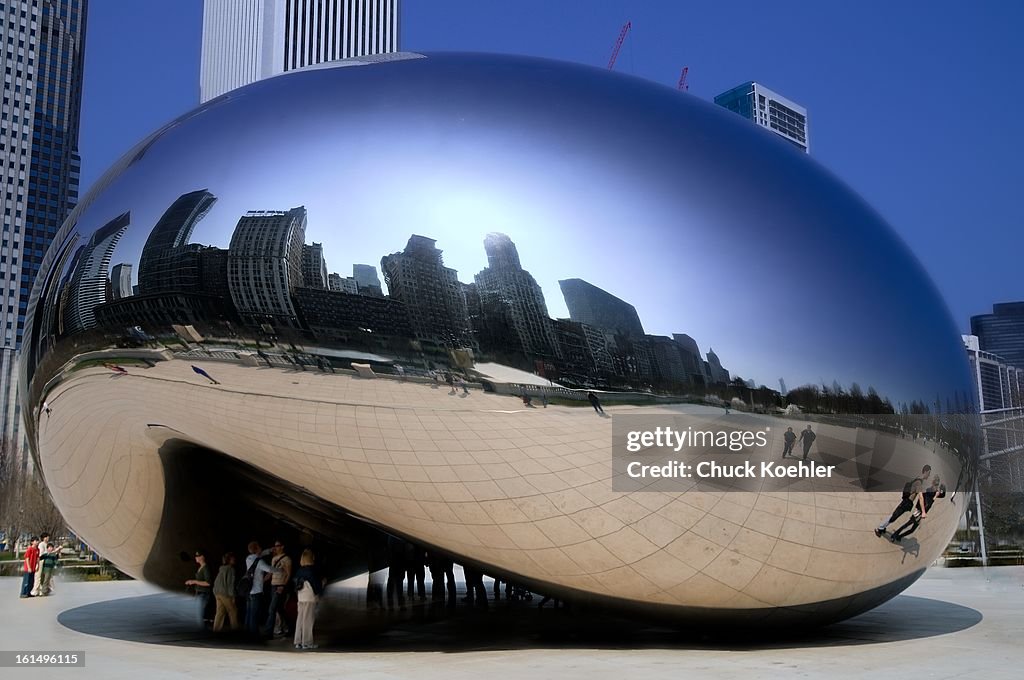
[607,21,631,70]
[677,66,689,91]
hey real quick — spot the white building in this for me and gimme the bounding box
[714,81,809,153]
[111,263,134,300]
[200,0,401,102]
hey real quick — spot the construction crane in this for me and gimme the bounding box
[607,21,631,70]
[677,66,689,91]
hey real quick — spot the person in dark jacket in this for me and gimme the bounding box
[587,391,604,414]
[292,549,325,650]
[891,477,946,542]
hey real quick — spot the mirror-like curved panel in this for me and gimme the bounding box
[22,52,977,625]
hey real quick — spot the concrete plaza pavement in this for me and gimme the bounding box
[2,566,1022,679]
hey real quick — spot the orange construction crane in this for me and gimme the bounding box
[677,66,689,91]
[608,21,631,70]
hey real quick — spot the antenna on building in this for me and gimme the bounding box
[607,21,631,70]
[677,66,689,91]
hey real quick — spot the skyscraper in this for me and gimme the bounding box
[1,0,87,442]
[200,0,401,103]
[227,207,307,327]
[558,278,644,338]
[473,233,560,358]
[971,302,1024,372]
[301,242,328,289]
[381,235,470,350]
[706,347,730,384]
[110,263,133,300]
[352,263,382,296]
[714,81,809,153]
[137,190,217,294]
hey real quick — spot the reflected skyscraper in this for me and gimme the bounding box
[672,333,709,386]
[137,190,217,295]
[381,235,471,351]
[227,207,307,328]
[353,264,383,296]
[559,278,644,338]
[302,243,328,289]
[200,0,401,102]
[1,0,87,444]
[64,213,131,335]
[474,233,560,358]
[110,263,133,300]
[706,347,730,384]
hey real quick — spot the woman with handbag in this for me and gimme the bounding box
[293,549,325,650]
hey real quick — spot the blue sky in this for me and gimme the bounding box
[79,0,1024,334]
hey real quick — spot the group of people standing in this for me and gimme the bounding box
[187,539,324,651]
[18,533,60,599]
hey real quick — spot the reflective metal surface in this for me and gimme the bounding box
[22,52,977,625]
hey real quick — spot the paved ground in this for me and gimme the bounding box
[2,567,1021,678]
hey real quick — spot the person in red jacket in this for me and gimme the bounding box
[20,537,40,598]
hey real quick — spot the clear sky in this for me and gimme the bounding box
[79,0,1024,334]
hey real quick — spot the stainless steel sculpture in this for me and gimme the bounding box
[22,53,977,625]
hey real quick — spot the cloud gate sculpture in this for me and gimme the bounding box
[21,53,977,626]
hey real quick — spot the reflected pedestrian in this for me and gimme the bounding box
[462,565,488,610]
[405,543,426,601]
[798,425,816,460]
[428,552,456,608]
[185,550,213,628]
[782,427,796,459]
[386,535,406,610]
[891,477,946,543]
[213,552,239,632]
[876,465,932,537]
[191,365,220,385]
[104,363,128,375]
[587,391,604,414]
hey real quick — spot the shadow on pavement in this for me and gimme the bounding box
[56,587,982,652]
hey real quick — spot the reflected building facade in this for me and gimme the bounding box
[63,212,130,335]
[227,207,307,328]
[381,235,472,351]
[137,189,217,295]
[110,263,133,300]
[353,264,383,296]
[474,233,560,359]
[559,278,644,338]
[302,242,328,289]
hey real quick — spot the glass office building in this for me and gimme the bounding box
[0,0,87,446]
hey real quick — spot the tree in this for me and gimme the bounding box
[0,437,67,549]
